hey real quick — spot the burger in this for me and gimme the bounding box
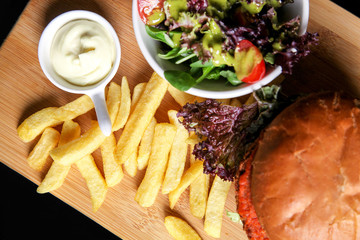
[237,91,360,240]
[178,90,360,240]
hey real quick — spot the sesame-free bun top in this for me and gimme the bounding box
[251,92,360,240]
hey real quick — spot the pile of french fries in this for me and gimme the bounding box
[18,72,247,239]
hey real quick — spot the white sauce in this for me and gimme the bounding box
[50,19,115,86]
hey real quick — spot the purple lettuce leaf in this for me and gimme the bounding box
[187,0,208,13]
[177,85,289,181]
[273,31,319,74]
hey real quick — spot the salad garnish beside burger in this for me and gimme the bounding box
[177,85,290,181]
[137,0,319,90]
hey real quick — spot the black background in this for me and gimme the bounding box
[1,1,359,239]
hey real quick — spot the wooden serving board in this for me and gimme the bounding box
[1,0,360,239]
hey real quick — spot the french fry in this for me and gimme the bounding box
[102,85,124,185]
[58,121,81,146]
[137,117,157,170]
[37,163,71,193]
[113,76,131,131]
[230,98,242,107]
[169,160,203,209]
[52,95,94,121]
[18,107,61,142]
[131,82,147,111]
[50,121,106,165]
[185,132,203,145]
[135,123,176,207]
[245,94,256,105]
[167,84,207,106]
[216,98,230,105]
[168,84,196,106]
[18,95,93,142]
[204,175,232,238]
[76,154,108,212]
[37,120,81,193]
[123,147,138,177]
[189,165,209,219]
[164,216,202,240]
[27,127,60,171]
[106,82,121,125]
[101,133,123,187]
[189,143,210,219]
[162,110,189,194]
[122,82,147,174]
[116,72,168,164]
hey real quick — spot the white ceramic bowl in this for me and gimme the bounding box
[38,10,121,136]
[132,0,309,99]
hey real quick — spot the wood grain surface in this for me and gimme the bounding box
[1,0,359,239]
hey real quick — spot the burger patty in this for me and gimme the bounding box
[237,147,269,240]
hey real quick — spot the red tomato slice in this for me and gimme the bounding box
[138,0,165,25]
[241,59,265,83]
[234,40,266,84]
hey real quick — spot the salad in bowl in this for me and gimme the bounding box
[133,0,318,98]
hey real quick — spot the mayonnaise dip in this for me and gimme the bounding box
[50,19,116,86]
